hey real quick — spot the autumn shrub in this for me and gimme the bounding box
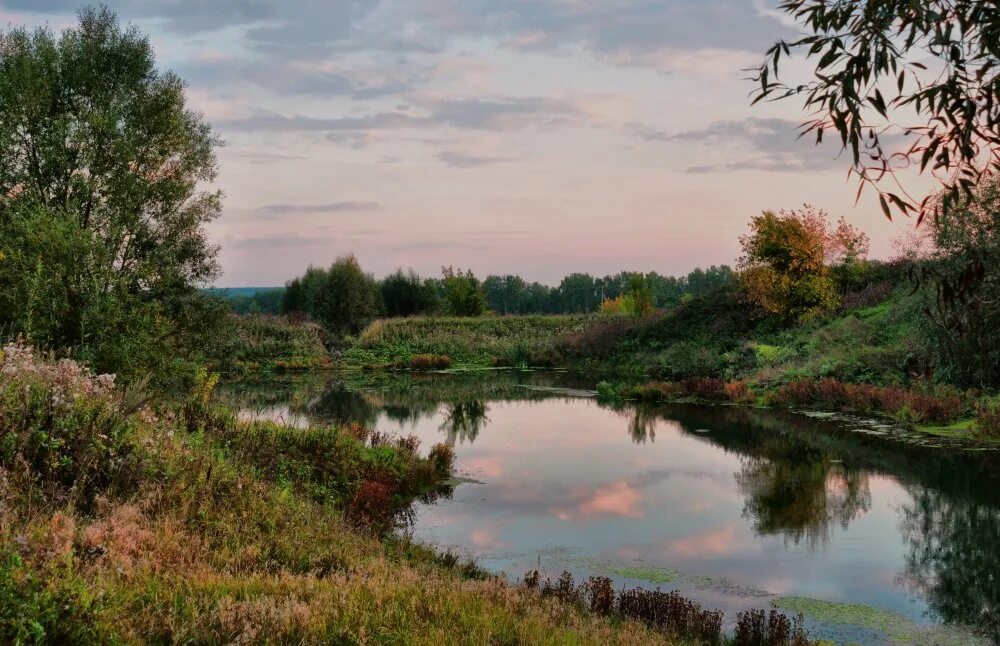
[771,378,965,424]
[679,377,728,400]
[348,479,396,525]
[975,401,1000,438]
[408,354,452,370]
[724,380,757,404]
[0,341,138,506]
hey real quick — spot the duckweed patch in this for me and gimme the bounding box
[772,597,988,645]
[571,558,682,584]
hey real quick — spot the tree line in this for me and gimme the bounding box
[3,5,1000,390]
[272,260,734,335]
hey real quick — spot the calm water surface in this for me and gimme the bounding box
[221,370,1000,644]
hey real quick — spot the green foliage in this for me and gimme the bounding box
[221,288,285,315]
[220,315,330,373]
[916,175,1000,388]
[482,267,733,315]
[0,551,104,644]
[347,315,595,368]
[440,266,487,316]
[284,255,383,337]
[0,7,225,383]
[380,269,438,317]
[752,1,1000,224]
[658,341,726,379]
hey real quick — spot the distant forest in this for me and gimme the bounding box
[214,265,733,317]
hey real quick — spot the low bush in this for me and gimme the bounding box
[975,401,1000,438]
[733,608,811,646]
[658,341,727,379]
[0,341,138,507]
[771,378,965,424]
[407,354,452,370]
[346,315,596,368]
[219,314,330,373]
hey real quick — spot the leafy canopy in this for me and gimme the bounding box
[738,206,865,322]
[441,266,487,317]
[752,1,999,224]
[0,6,225,380]
[284,255,382,336]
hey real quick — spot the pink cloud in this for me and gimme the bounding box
[554,480,645,521]
[465,456,504,479]
[663,523,742,558]
[469,527,507,550]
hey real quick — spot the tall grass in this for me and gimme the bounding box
[220,314,331,373]
[345,315,598,368]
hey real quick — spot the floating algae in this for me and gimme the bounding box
[772,597,988,646]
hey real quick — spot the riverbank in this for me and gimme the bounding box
[596,377,999,443]
[308,277,999,443]
[218,368,999,644]
[9,341,846,643]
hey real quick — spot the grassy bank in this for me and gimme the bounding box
[217,314,331,373]
[325,276,1000,441]
[343,314,598,369]
[0,341,736,644]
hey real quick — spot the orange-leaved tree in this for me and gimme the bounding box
[739,206,867,322]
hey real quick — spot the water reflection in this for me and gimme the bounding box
[735,443,872,549]
[221,371,1000,641]
[901,488,1000,640]
[440,400,490,445]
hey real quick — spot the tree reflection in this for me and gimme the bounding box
[735,440,871,549]
[626,406,660,443]
[440,400,490,444]
[304,382,379,427]
[901,487,1000,641]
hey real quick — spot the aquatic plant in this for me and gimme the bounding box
[733,608,811,646]
[406,354,452,370]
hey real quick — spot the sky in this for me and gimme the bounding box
[1,0,933,286]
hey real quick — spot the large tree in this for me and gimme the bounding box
[738,207,841,322]
[0,6,224,379]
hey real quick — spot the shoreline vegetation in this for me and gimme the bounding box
[1,341,837,644]
[219,273,1000,444]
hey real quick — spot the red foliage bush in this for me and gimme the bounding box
[408,354,452,370]
[348,479,395,524]
[724,380,756,404]
[771,378,965,424]
[679,377,727,400]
